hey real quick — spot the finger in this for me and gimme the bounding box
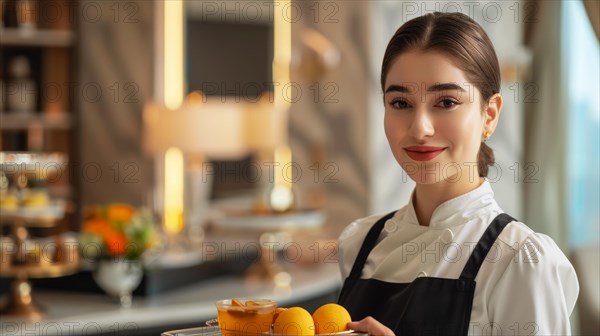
[347,318,395,336]
[347,321,361,331]
[347,319,371,332]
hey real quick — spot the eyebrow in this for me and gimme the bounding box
[385,83,467,94]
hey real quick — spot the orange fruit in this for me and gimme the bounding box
[273,307,288,325]
[312,303,352,334]
[107,204,135,222]
[273,307,315,336]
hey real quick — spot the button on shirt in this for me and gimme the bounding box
[338,180,579,335]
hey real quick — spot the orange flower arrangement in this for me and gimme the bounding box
[80,204,157,260]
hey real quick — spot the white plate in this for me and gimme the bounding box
[162,326,363,336]
[162,326,221,336]
[266,330,356,336]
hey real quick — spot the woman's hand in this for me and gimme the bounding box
[347,316,395,336]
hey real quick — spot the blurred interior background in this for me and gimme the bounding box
[0,0,598,335]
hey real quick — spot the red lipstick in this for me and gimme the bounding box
[404,146,446,161]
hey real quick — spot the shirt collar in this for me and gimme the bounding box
[399,179,497,229]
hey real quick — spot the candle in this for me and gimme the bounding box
[164,147,184,235]
[271,144,293,212]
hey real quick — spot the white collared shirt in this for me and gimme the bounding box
[338,180,579,335]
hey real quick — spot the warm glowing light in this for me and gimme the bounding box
[185,91,205,106]
[274,271,292,288]
[273,0,291,111]
[164,0,184,110]
[274,144,292,188]
[270,1,293,212]
[271,144,293,211]
[270,185,293,212]
[164,147,184,235]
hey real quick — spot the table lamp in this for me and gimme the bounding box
[144,95,248,250]
[143,93,288,253]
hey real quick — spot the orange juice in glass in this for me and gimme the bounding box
[216,299,277,335]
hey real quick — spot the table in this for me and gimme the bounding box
[0,262,342,336]
[161,326,368,336]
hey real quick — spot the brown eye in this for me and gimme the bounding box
[436,98,459,109]
[390,99,410,109]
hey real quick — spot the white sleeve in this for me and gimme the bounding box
[487,233,580,335]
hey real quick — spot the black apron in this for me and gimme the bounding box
[338,212,516,335]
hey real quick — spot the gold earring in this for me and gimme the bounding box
[482,131,491,142]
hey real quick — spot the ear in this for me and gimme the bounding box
[483,94,502,135]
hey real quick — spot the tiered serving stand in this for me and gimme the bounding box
[0,152,79,320]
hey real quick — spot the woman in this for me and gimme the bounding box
[338,12,579,336]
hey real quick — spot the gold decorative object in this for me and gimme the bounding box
[0,152,79,320]
[294,28,341,82]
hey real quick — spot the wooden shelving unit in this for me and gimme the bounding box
[1,0,78,229]
[0,28,75,47]
[0,112,73,130]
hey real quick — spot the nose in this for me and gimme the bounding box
[408,108,435,141]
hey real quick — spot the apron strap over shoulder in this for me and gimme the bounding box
[347,211,397,281]
[459,213,517,280]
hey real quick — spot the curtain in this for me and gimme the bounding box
[563,1,600,247]
[523,1,570,248]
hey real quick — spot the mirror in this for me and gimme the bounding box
[185,1,274,99]
[184,1,277,198]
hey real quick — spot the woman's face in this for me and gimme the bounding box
[383,51,486,184]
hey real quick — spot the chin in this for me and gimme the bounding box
[400,161,446,185]
[407,173,446,185]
